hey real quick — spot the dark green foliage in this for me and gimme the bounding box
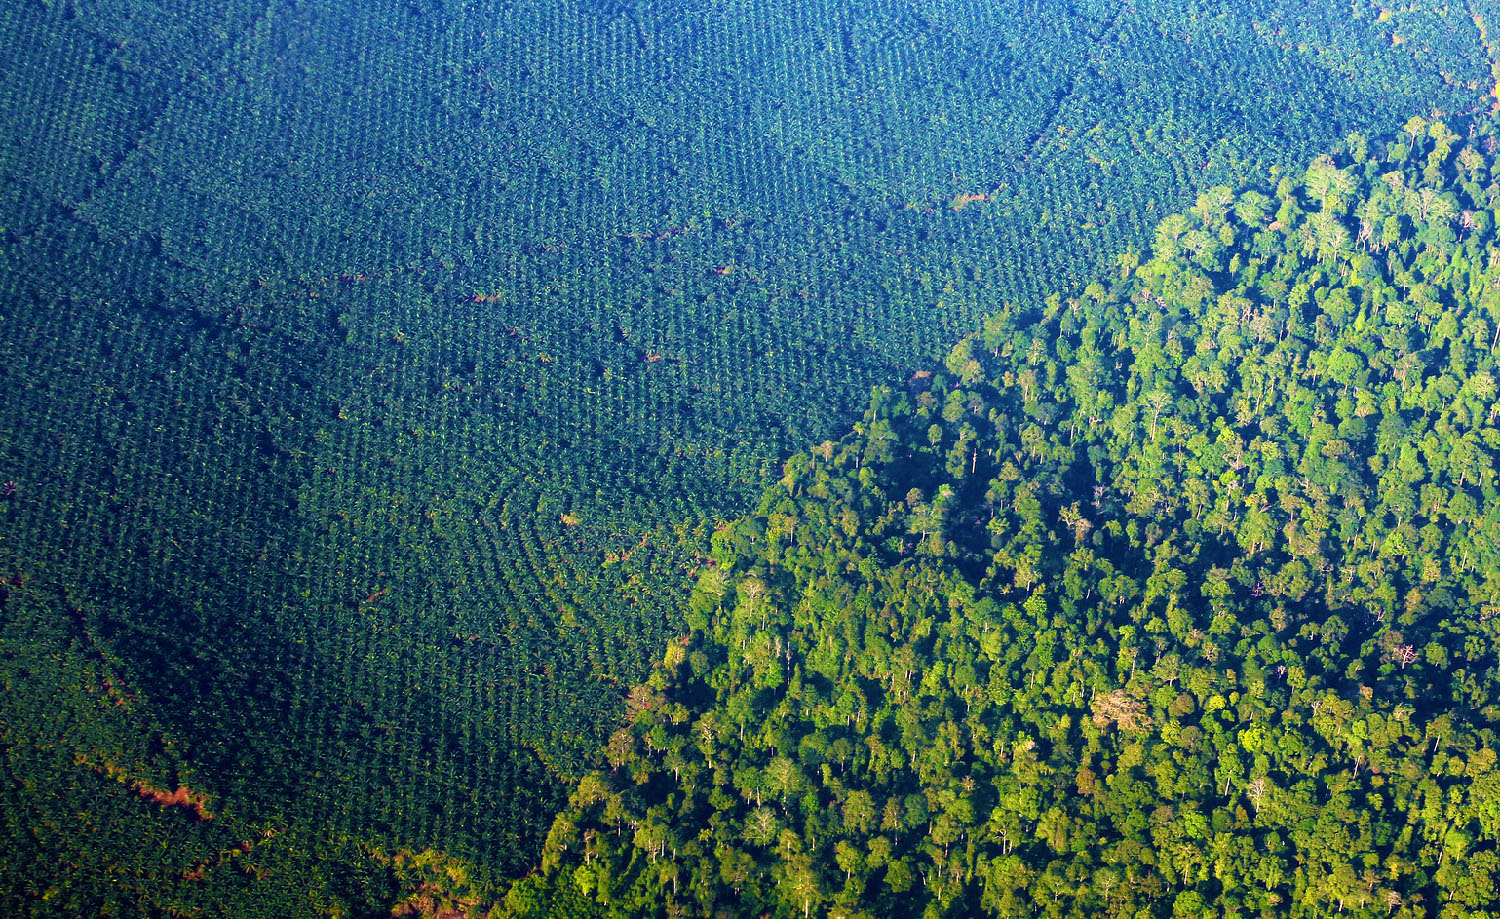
[0,0,1494,915]
[520,115,1500,919]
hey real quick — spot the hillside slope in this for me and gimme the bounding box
[514,115,1500,919]
[0,1,1496,914]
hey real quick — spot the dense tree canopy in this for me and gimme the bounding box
[1,1,1496,915]
[512,114,1500,919]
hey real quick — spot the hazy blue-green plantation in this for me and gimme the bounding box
[0,0,1495,915]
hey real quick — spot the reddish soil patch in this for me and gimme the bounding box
[82,758,215,821]
[137,783,214,821]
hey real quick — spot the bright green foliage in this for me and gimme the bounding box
[518,114,1500,919]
